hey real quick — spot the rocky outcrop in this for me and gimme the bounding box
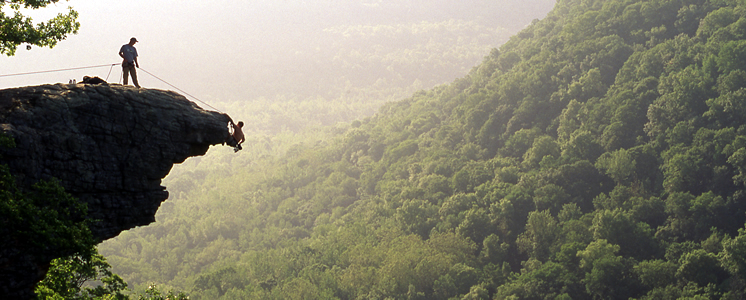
[0,83,232,298]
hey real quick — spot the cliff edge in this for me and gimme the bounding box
[0,83,231,298]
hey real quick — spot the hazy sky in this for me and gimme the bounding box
[1,1,554,111]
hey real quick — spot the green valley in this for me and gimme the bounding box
[88,0,746,299]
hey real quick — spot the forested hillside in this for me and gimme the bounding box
[101,0,746,299]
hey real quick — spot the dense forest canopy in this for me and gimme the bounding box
[97,0,746,299]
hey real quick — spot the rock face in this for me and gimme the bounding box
[0,83,232,298]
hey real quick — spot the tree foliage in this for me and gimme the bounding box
[35,248,129,300]
[0,0,80,56]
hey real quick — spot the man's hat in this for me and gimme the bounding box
[130,37,138,42]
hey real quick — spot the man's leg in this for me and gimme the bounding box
[131,67,140,88]
[122,66,130,85]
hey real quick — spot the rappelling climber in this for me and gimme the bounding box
[226,121,245,152]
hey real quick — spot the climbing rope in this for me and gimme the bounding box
[0,63,120,78]
[137,67,223,113]
[105,63,117,81]
[0,63,224,113]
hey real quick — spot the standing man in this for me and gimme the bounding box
[118,37,140,88]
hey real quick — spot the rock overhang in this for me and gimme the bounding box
[0,83,233,298]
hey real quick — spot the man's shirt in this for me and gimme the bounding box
[120,44,138,63]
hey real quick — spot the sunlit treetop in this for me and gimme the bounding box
[0,0,80,56]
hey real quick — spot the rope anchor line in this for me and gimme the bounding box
[0,63,120,78]
[0,63,223,113]
[137,67,223,113]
